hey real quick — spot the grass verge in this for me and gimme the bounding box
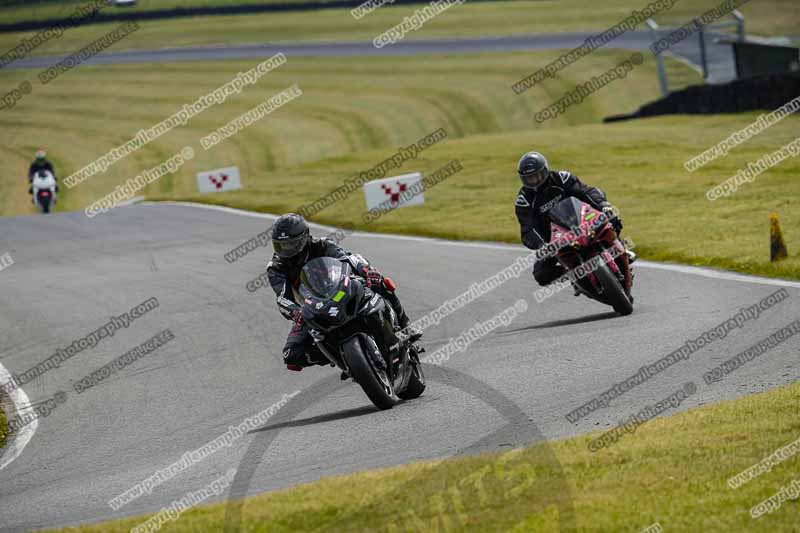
[166,113,800,280]
[46,379,800,532]
[0,0,797,56]
[0,391,8,450]
[1,51,797,279]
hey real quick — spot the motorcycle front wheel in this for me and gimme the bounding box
[342,336,397,410]
[595,263,633,316]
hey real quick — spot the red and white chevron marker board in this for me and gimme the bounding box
[362,172,424,212]
[196,166,242,193]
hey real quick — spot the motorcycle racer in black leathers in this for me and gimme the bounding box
[267,213,420,371]
[28,150,59,196]
[514,151,635,286]
[28,150,55,183]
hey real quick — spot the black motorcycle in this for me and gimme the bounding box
[299,257,426,410]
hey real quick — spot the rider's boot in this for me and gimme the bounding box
[311,350,348,381]
[628,269,635,304]
[398,311,423,343]
[623,240,637,264]
[383,289,422,342]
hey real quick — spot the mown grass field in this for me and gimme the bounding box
[177,114,800,280]
[1,50,798,279]
[0,49,675,214]
[47,378,800,532]
[0,0,348,25]
[0,0,797,56]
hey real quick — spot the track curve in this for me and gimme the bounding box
[6,31,735,82]
[0,203,798,531]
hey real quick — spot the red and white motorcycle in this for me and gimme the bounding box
[544,186,634,315]
[31,170,57,214]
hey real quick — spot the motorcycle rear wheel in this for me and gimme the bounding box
[398,360,425,400]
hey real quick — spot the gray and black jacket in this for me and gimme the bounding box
[267,237,370,320]
[514,170,608,250]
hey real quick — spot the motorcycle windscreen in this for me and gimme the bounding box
[299,257,348,300]
[547,197,583,229]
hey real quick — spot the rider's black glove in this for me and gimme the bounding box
[364,267,383,288]
[601,204,623,233]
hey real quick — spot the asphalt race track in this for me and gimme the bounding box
[1,203,798,531]
[6,31,737,83]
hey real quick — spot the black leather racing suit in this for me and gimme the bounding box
[29,160,55,182]
[514,169,611,286]
[28,160,58,195]
[267,237,409,367]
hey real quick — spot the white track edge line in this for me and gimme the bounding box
[146,201,800,289]
[0,362,38,470]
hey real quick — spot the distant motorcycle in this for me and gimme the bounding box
[30,170,57,214]
[299,257,425,410]
[544,186,634,315]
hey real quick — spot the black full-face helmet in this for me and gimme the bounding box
[272,213,310,259]
[517,151,549,189]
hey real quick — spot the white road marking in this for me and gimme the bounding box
[118,196,146,207]
[0,362,38,470]
[634,261,800,289]
[147,201,800,289]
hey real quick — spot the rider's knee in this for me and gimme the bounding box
[282,346,308,367]
[533,270,551,287]
[533,263,562,287]
[283,341,327,367]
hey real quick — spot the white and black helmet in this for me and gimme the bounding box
[272,213,310,259]
[517,151,549,189]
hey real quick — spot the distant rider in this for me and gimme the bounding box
[267,213,421,372]
[514,151,635,288]
[28,150,55,183]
